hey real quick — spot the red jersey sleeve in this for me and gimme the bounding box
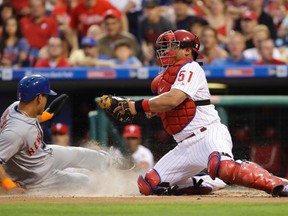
[51,18,58,36]
[57,57,71,67]
[52,4,67,17]
[70,4,80,29]
[35,59,49,68]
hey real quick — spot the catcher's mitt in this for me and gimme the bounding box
[98,95,134,122]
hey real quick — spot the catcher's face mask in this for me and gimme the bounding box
[156,30,179,67]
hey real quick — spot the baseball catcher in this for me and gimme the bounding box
[98,29,288,197]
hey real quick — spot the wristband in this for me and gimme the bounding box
[142,99,151,112]
[135,99,151,113]
[1,177,17,191]
[41,111,54,122]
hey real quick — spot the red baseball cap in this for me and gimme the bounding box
[103,9,122,20]
[52,123,69,135]
[241,11,258,21]
[123,124,141,138]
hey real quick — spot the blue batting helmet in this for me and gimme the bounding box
[17,74,57,102]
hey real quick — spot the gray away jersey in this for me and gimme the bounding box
[0,101,54,185]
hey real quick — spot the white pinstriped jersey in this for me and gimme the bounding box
[0,101,54,185]
[171,61,221,142]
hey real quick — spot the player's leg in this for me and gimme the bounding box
[137,147,207,195]
[206,124,288,196]
[26,170,91,194]
[173,172,226,195]
[138,124,230,195]
[48,145,112,171]
[208,151,288,195]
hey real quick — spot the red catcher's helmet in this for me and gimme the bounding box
[156,30,203,67]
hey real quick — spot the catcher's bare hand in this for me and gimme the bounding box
[98,95,135,122]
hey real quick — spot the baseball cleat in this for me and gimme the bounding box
[272,184,288,197]
[172,185,213,195]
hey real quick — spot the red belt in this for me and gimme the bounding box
[180,127,207,142]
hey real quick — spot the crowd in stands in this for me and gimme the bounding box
[0,0,287,68]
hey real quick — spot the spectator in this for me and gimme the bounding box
[277,16,288,62]
[20,0,58,64]
[212,32,253,66]
[49,0,79,53]
[69,0,126,49]
[226,0,249,20]
[0,3,17,38]
[50,0,78,26]
[98,9,138,58]
[240,10,259,49]
[87,24,104,40]
[51,123,70,146]
[140,0,175,65]
[108,0,143,39]
[234,0,277,39]
[9,0,30,17]
[0,16,29,68]
[122,124,154,172]
[267,0,287,30]
[277,14,288,42]
[243,25,283,61]
[200,26,228,65]
[172,0,201,30]
[192,0,212,17]
[35,37,70,68]
[111,40,142,67]
[253,38,286,65]
[69,36,114,67]
[205,0,233,45]
[188,16,208,37]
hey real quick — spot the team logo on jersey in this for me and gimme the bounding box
[27,134,42,156]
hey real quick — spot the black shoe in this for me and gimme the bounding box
[272,184,288,197]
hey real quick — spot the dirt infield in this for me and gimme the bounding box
[1,187,288,204]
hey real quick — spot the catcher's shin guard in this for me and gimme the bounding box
[207,151,288,194]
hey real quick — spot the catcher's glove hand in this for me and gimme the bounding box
[98,95,134,122]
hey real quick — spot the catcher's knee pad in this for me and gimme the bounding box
[207,151,222,180]
[207,151,233,180]
[137,169,161,195]
[207,151,288,194]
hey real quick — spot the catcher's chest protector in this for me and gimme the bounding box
[155,58,196,135]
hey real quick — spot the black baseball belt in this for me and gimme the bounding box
[194,99,211,106]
